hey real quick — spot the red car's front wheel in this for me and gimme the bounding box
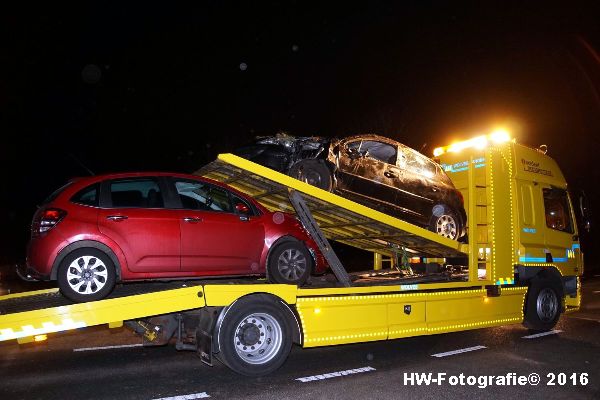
[267,241,311,286]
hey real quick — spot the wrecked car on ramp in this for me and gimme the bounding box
[235,134,467,241]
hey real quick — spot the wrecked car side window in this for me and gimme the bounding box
[402,148,437,178]
[348,140,397,164]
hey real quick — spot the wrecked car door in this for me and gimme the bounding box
[335,139,400,208]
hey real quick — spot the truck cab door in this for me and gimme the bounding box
[541,187,580,270]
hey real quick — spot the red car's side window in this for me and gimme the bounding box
[109,178,164,209]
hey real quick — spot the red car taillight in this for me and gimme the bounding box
[32,208,67,237]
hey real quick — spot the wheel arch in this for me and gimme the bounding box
[51,240,123,281]
[517,265,565,297]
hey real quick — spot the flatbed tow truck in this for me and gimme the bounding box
[0,135,583,376]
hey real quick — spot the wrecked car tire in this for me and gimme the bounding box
[429,205,461,241]
[289,160,332,191]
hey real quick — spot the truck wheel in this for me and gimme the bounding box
[57,248,116,302]
[289,160,332,191]
[429,205,461,241]
[523,276,562,331]
[267,241,311,285]
[216,295,294,376]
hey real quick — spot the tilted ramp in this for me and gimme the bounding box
[198,154,468,259]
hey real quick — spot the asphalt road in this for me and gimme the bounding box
[1,278,599,400]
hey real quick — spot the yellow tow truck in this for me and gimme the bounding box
[0,134,584,376]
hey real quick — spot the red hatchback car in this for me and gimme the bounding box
[25,172,327,302]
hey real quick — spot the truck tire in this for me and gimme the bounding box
[57,248,116,302]
[216,295,294,376]
[523,276,562,331]
[267,241,312,285]
[289,159,332,191]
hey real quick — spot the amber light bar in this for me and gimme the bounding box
[433,129,513,157]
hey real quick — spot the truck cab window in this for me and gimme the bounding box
[543,188,573,233]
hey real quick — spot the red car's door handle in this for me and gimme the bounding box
[106,215,128,221]
[183,217,202,223]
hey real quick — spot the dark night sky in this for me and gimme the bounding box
[2,2,600,266]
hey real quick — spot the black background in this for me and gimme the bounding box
[2,2,599,271]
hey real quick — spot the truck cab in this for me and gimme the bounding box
[435,134,582,327]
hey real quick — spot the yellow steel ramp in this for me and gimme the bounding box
[0,284,205,343]
[198,154,467,259]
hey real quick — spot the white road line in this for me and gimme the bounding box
[593,290,600,294]
[73,343,143,352]
[522,330,562,339]
[151,392,210,400]
[431,345,487,358]
[296,366,376,383]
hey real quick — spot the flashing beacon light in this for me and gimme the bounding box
[433,128,513,157]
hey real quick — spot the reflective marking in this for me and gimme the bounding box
[151,393,210,400]
[431,345,487,357]
[296,366,376,382]
[0,319,86,341]
[73,343,143,352]
[400,284,418,291]
[522,330,562,339]
[519,244,580,263]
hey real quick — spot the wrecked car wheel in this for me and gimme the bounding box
[429,205,461,241]
[289,160,332,191]
[267,241,311,285]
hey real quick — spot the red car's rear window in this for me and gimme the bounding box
[41,181,74,205]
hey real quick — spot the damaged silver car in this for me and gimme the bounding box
[235,133,467,241]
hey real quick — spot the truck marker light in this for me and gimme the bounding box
[33,334,47,342]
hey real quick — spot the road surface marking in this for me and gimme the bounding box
[151,393,210,400]
[522,330,562,339]
[296,366,376,382]
[593,290,600,294]
[73,343,143,352]
[431,345,487,358]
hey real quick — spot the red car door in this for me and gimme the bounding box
[97,177,180,273]
[173,179,264,274]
